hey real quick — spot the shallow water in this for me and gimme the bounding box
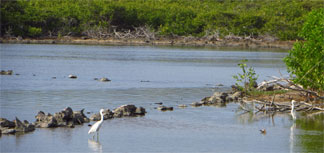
[0,44,323,152]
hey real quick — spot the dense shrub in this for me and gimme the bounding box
[284,8,324,91]
[1,0,322,40]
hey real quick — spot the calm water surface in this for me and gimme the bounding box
[0,44,323,152]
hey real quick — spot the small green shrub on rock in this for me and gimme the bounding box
[233,59,258,94]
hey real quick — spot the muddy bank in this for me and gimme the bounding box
[0,36,294,50]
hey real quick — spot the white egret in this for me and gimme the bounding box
[291,100,296,120]
[88,109,105,139]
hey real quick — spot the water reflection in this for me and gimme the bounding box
[290,123,296,153]
[297,112,324,153]
[236,109,324,153]
[88,139,102,153]
[236,110,277,125]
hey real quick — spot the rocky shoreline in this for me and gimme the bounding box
[0,86,244,136]
[0,36,294,50]
[1,105,146,135]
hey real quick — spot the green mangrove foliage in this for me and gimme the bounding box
[284,8,324,91]
[1,0,322,40]
[232,59,258,94]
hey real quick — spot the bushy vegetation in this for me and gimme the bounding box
[1,0,323,40]
[233,59,258,94]
[284,8,324,91]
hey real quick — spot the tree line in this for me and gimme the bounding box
[1,0,323,40]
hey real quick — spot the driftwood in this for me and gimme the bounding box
[82,25,156,40]
[257,76,324,100]
[240,99,324,113]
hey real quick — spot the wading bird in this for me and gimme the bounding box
[88,109,105,139]
[291,100,296,120]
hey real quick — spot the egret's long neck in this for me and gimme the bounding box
[100,111,104,122]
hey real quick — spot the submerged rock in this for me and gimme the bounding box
[178,104,187,108]
[157,106,173,111]
[99,77,111,82]
[68,74,77,79]
[0,70,13,75]
[190,102,204,107]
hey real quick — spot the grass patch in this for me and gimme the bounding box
[248,90,288,97]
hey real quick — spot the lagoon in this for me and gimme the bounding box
[0,44,322,152]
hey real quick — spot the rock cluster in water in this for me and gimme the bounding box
[35,107,90,128]
[1,105,146,135]
[191,91,242,107]
[90,105,146,121]
[0,117,35,134]
[0,70,13,75]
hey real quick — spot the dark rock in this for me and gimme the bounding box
[113,105,146,118]
[140,80,150,82]
[190,102,203,107]
[200,97,210,104]
[99,77,111,82]
[1,128,16,134]
[229,91,242,101]
[73,109,90,124]
[54,107,73,121]
[231,85,240,91]
[0,70,13,75]
[54,107,76,127]
[208,92,228,104]
[14,117,26,132]
[135,107,146,115]
[68,74,77,79]
[154,102,163,105]
[251,80,258,88]
[259,84,284,91]
[90,109,114,121]
[14,117,35,132]
[0,118,15,128]
[35,108,90,128]
[35,111,58,128]
[226,96,233,102]
[0,117,35,134]
[157,106,173,111]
